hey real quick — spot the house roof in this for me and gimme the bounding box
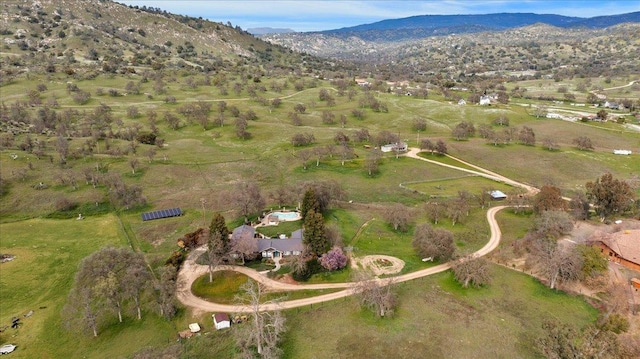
[257,237,303,253]
[213,313,230,323]
[232,225,255,239]
[490,190,507,199]
[290,229,303,240]
[598,229,640,266]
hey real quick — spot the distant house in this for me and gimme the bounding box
[257,229,304,258]
[604,101,619,110]
[380,142,408,153]
[479,96,491,105]
[489,190,507,200]
[355,78,370,87]
[213,313,231,330]
[590,229,640,272]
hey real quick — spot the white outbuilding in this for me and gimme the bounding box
[213,313,231,330]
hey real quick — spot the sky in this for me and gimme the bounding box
[118,1,640,32]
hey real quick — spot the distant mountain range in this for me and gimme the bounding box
[248,27,295,35]
[312,11,640,41]
[260,11,640,70]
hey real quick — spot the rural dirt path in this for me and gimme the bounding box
[600,80,638,91]
[404,148,539,195]
[176,205,509,313]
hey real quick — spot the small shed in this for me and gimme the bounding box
[490,190,507,200]
[267,215,279,226]
[632,278,640,290]
[213,313,231,330]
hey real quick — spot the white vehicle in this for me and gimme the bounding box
[0,344,16,355]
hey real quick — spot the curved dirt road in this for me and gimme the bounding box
[405,148,539,195]
[176,205,508,313]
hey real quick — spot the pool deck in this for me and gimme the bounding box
[256,210,302,227]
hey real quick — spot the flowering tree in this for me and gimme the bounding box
[319,247,348,271]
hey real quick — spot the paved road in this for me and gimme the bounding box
[176,204,509,313]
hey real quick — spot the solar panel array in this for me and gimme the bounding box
[141,208,183,221]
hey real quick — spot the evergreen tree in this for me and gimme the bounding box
[301,188,320,220]
[209,213,230,250]
[303,209,329,255]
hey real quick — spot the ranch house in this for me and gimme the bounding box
[589,229,640,272]
[231,225,303,258]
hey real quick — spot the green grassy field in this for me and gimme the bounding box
[1,68,636,358]
[0,215,181,358]
[280,265,598,359]
[405,175,514,198]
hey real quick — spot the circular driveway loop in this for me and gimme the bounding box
[177,205,508,313]
[177,147,530,313]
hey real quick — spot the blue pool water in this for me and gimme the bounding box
[271,211,299,220]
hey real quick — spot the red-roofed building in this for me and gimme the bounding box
[213,313,230,330]
[590,229,640,272]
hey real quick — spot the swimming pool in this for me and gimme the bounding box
[270,211,300,220]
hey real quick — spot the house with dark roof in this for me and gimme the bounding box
[212,313,230,330]
[590,229,640,272]
[231,226,303,258]
[232,224,257,240]
[257,229,304,258]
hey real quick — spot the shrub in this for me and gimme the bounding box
[165,250,186,270]
[291,257,323,281]
[319,247,348,271]
[136,132,157,145]
[55,197,77,212]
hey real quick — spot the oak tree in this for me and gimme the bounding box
[353,271,397,318]
[412,223,455,261]
[382,203,413,232]
[234,281,287,358]
[586,173,635,220]
[452,257,492,288]
[533,185,566,214]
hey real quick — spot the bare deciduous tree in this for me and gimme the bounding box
[412,223,455,261]
[231,181,266,222]
[382,203,413,232]
[452,257,492,288]
[295,148,313,170]
[235,281,287,358]
[365,148,382,176]
[156,266,177,320]
[353,271,397,318]
[230,229,258,265]
[529,238,582,289]
[573,136,594,151]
